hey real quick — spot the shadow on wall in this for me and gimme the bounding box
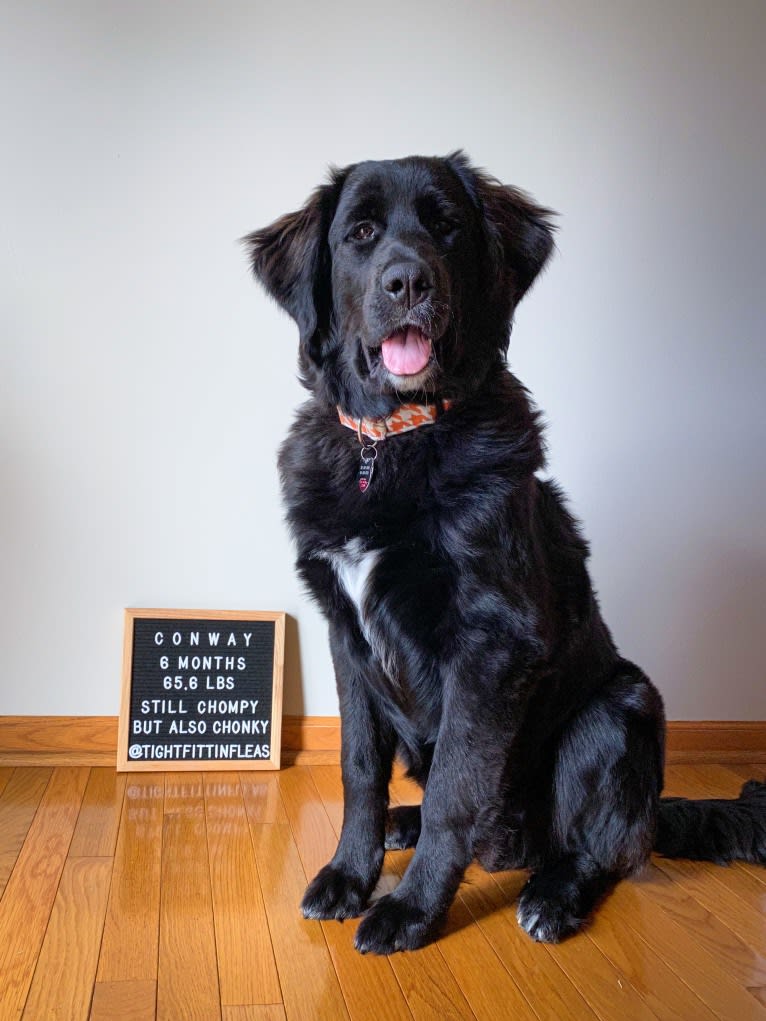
[283,614,306,717]
[661,548,766,717]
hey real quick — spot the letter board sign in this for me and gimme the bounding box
[118,608,284,771]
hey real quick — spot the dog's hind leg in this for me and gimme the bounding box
[518,663,664,943]
[516,854,614,942]
[385,805,421,849]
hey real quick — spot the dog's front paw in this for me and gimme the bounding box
[301,864,371,921]
[354,894,435,954]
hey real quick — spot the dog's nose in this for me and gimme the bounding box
[381,261,434,309]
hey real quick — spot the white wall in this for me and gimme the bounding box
[1,0,764,719]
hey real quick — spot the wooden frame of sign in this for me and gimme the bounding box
[118,608,285,772]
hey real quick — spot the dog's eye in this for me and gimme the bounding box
[431,217,457,237]
[349,222,376,242]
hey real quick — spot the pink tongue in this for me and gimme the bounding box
[380,328,432,376]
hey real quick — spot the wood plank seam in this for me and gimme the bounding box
[241,794,287,1011]
[0,767,91,1019]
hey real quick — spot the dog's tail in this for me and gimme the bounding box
[654,778,766,864]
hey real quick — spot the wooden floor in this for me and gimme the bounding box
[0,762,764,1021]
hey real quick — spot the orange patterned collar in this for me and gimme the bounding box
[337,400,453,442]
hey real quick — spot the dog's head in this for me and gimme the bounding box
[245,152,555,417]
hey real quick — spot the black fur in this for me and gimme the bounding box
[245,152,766,954]
[656,780,766,864]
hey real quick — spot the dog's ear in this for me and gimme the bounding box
[243,167,349,364]
[447,151,556,305]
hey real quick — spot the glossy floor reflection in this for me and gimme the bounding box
[0,761,764,1020]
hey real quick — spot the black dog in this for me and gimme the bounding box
[245,152,766,954]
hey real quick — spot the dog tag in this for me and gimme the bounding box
[358,444,377,492]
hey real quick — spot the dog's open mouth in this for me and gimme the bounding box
[380,327,433,377]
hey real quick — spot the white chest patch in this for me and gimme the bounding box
[314,538,380,624]
[312,539,397,677]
